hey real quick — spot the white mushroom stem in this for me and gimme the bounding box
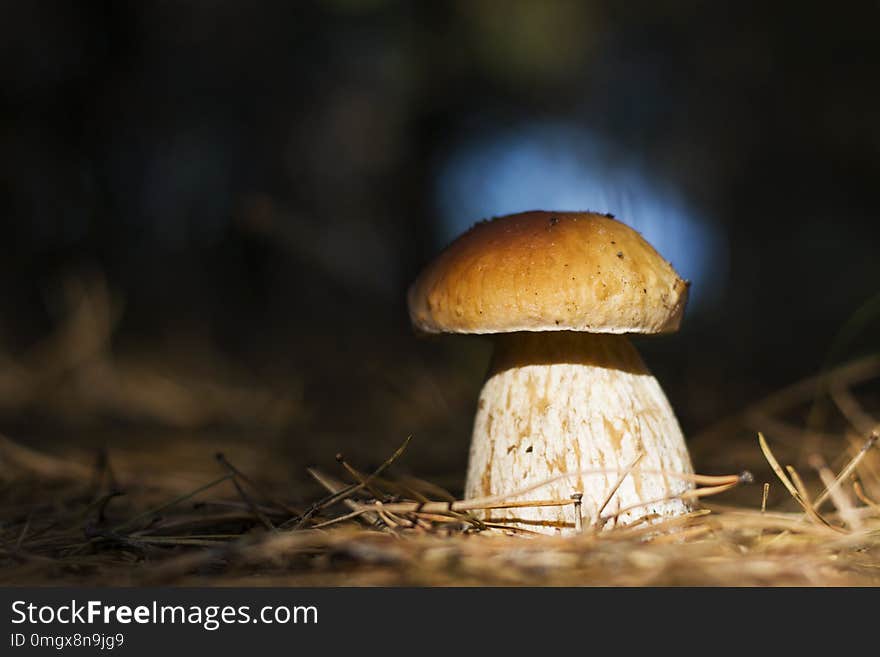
[464,332,694,534]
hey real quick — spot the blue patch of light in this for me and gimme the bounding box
[434,123,726,312]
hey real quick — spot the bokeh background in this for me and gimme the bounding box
[2,1,879,496]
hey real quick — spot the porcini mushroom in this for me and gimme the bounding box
[408,211,694,534]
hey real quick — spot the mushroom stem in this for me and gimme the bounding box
[464,331,694,534]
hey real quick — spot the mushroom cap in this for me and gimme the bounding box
[408,210,689,335]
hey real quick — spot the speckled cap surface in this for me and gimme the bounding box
[408,211,689,335]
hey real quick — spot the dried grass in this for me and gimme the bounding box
[1,275,879,586]
[2,408,879,586]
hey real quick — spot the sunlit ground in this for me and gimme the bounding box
[2,277,879,586]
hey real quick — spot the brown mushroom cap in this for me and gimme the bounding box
[408,210,689,335]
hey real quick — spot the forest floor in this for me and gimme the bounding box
[2,278,879,586]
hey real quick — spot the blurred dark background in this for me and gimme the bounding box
[2,1,879,492]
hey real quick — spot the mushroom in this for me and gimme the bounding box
[408,211,695,534]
